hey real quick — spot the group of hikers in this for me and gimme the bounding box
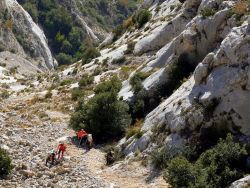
[46,129,115,167]
[46,129,93,167]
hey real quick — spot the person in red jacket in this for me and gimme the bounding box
[77,129,88,146]
[57,142,66,159]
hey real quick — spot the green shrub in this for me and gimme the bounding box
[56,53,73,65]
[0,90,10,99]
[71,88,83,101]
[135,9,152,28]
[78,74,94,88]
[94,76,122,94]
[130,71,151,93]
[92,67,102,76]
[124,41,135,54]
[126,119,143,139]
[112,56,126,64]
[200,8,216,18]
[82,47,100,64]
[151,145,190,170]
[70,77,131,143]
[0,148,12,178]
[60,79,73,86]
[112,24,124,41]
[166,156,197,188]
[155,5,161,13]
[165,134,248,188]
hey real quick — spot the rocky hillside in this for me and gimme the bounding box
[1,0,250,187]
[0,0,139,71]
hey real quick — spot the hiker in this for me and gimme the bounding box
[106,150,115,165]
[46,150,56,166]
[57,142,66,159]
[77,129,88,146]
[86,134,93,149]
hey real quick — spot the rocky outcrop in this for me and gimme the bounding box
[230,176,250,188]
[5,0,57,70]
[112,0,250,158]
[134,0,202,54]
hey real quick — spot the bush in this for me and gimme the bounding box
[92,67,102,76]
[166,156,197,188]
[124,41,135,54]
[94,76,122,94]
[71,88,83,101]
[0,90,10,99]
[126,119,143,139]
[82,47,100,64]
[0,148,12,178]
[130,71,151,93]
[60,79,73,86]
[112,56,126,64]
[70,77,131,143]
[56,53,73,65]
[200,8,216,18]
[78,74,94,88]
[135,9,152,28]
[165,134,248,188]
[152,145,186,170]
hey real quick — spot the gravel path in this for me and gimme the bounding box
[0,92,168,188]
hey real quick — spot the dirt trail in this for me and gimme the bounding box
[65,130,168,188]
[0,92,169,188]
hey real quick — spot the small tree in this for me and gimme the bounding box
[135,9,152,28]
[70,77,131,142]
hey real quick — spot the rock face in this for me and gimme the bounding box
[115,0,250,160]
[230,176,250,188]
[3,0,57,70]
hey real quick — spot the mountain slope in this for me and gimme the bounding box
[1,0,250,187]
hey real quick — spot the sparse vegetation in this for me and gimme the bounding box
[200,8,216,18]
[60,79,73,86]
[44,90,52,99]
[135,9,152,28]
[18,0,138,65]
[124,41,136,54]
[81,46,101,64]
[112,56,126,64]
[112,7,152,41]
[71,88,83,101]
[0,90,10,99]
[126,119,143,139]
[78,74,94,88]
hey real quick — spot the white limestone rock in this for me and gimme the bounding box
[230,176,250,188]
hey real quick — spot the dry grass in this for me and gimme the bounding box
[233,0,249,15]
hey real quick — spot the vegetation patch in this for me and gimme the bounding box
[70,76,131,143]
[200,8,216,18]
[78,74,94,88]
[126,119,144,139]
[0,148,12,178]
[165,134,248,188]
[112,56,127,64]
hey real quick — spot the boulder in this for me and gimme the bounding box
[230,176,250,188]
